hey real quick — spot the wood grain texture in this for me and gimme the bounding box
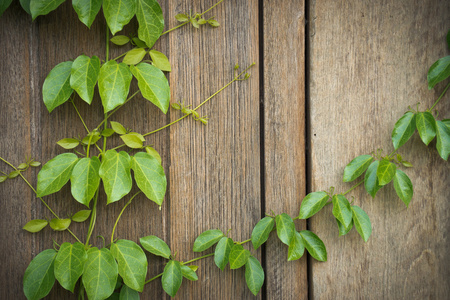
[263,1,308,299]
[308,0,450,299]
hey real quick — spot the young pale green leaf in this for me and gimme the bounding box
[119,285,140,300]
[70,157,101,207]
[161,260,182,297]
[193,229,224,252]
[149,50,171,72]
[23,249,57,300]
[49,218,71,231]
[436,120,450,160]
[30,161,41,167]
[19,163,29,169]
[191,18,199,28]
[415,112,437,145]
[72,0,102,28]
[98,61,132,113]
[111,121,128,135]
[275,213,295,245]
[288,231,305,261]
[198,18,207,25]
[332,194,352,228]
[139,235,171,259]
[130,63,170,114]
[298,191,329,219]
[251,217,274,250]
[56,138,80,149]
[336,218,353,236]
[37,153,78,197]
[175,13,189,22]
[427,56,450,89]
[123,48,147,65]
[299,230,327,262]
[0,176,7,182]
[245,256,264,296]
[99,150,132,204]
[70,55,101,104]
[71,210,91,222]
[111,35,130,46]
[20,0,31,15]
[351,205,372,242]
[214,237,234,270]
[8,170,20,178]
[229,244,251,270]
[82,248,118,300]
[103,0,136,35]
[42,61,74,113]
[342,155,373,182]
[0,0,13,17]
[376,159,396,186]
[23,219,48,233]
[81,131,101,145]
[393,169,413,207]
[121,134,143,149]
[111,240,148,292]
[131,152,167,206]
[208,19,220,27]
[392,112,416,150]
[30,0,65,20]
[364,160,382,198]
[54,242,87,292]
[136,0,164,48]
[181,265,198,281]
[145,146,162,164]
[102,128,115,137]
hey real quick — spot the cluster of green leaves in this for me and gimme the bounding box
[171,100,209,125]
[0,156,40,183]
[175,11,220,29]
[23,210,91,233]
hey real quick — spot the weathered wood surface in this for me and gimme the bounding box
[308,0,450,299]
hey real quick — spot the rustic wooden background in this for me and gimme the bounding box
[0,0,448,299]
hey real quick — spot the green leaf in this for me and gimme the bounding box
[299,230,327,262]
[336,218,353,236]
[0,0,13,17]
[130,63,170,114]
[376,159,397,186]
[198,18,207,25]
[131,37,147,48]
[81,131,101,145]
[275,213,295,245]
[20,0,31,15]
[161,260,182,297]
[175,13,189,22]
[0,176,7,183]
[145,146,162,164]
[99,150,132,204]
[23,249,56,300]
[392,112,416,150]
[111,35,131,46]
[121,133,144,149]
[123,48,147,65]
[111,240,148,292]
[49,218,71,231]
[37,153,78,197]
[107,292,121,300]
[351,205,372,242]
[214,237,234,270]
[181,265,198,281]
[139,235,171,259]
[8,170,20,178]
[193,229,224,252]
[190,18,199,29]
[415,112,437,145]
[54,242,87,292]
[208,19,220,27]
[103,0,136,35]
[229,244,251,269]
[98,60,133,113]
[23,219,48,233]
[102,128,115,137]
[251,217,274,250]
[30,0,65,20]
[56,138,80,149]
[136,0,164,48]
[342,155,373,182]
[82,248,118,300]
[30,161,41,167]
[71,210,91,222]
[393,169,413,207]
[364,160,382,198]
[111,121,128,135]
[70,55,101,104]
[149,50,171,72]
[70,157,101,207]
[288,231,305,261]
[42,61,74,113]
[442,119,450,129]
[332,194,352,228]
[244,256,264,296]
[436,120,450,160]
[427,55,450,89]
[298,191,329,219]
[131,152,167,206]
[119,285,140,300]
[72,0,103,28]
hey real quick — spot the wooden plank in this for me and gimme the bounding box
[308,0,450,299]
[263,1,308,299]
[167,0,261,298]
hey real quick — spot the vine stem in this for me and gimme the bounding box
[71,100,89,133]
[95,91,141,131]
[342,180,365,196]
[430,81,450,111]
[0,156,82,243]
[110,192,141,243]
[161,21,189,36]
[85,189,99,246]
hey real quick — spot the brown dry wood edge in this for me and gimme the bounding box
[308,0,450,299]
